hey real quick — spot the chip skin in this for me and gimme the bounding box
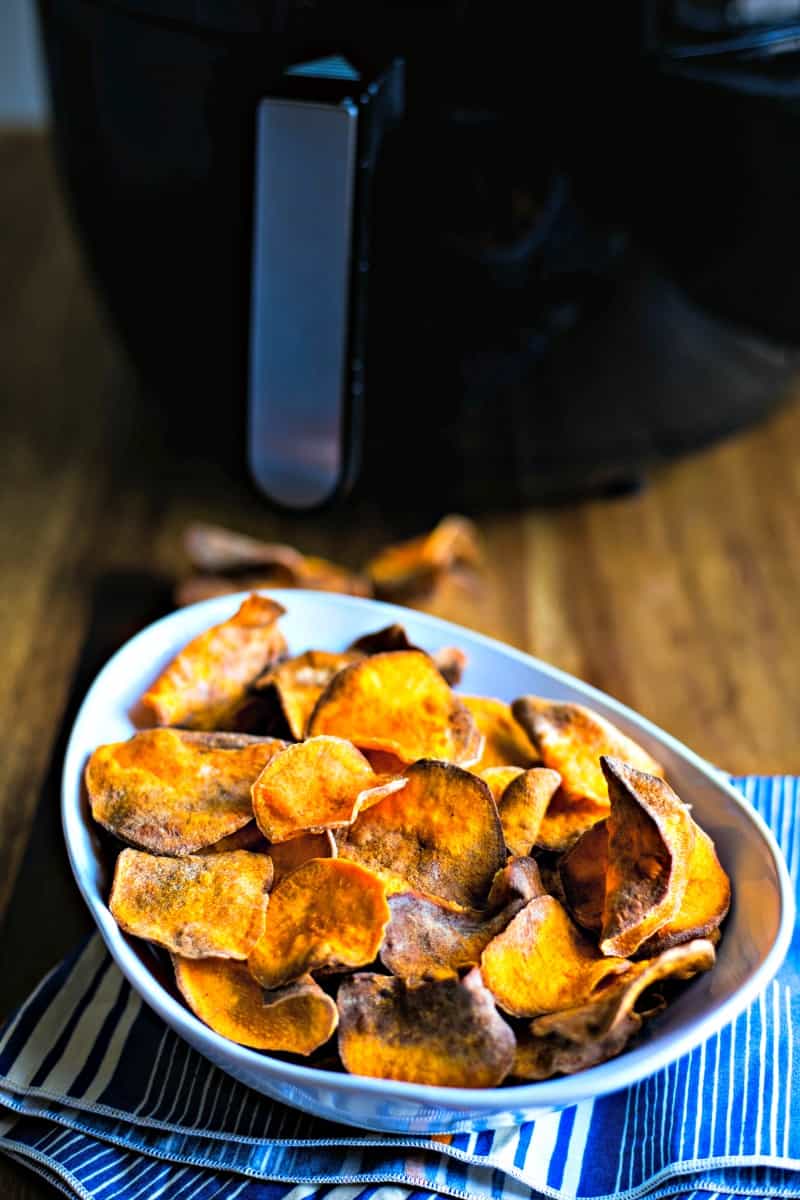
[252,736,406,843]
[254,650,363,740]
[337,967,515,1088]
[139,594,287,730]
[480,894,629,1018]
[307,651,482,767]
[558,819,608,934]
[86,729,287,856]
[248,859,390,989]
[174,957,338,1053]
[600,757,696,958]
[512,939,716,1080]
[336,759,506,908]
[464,697,541,771]
[109,849,272,959]
[511,699,664,848]
[497,767,562,857]
[268,830,337,887]
[381,858,543,979]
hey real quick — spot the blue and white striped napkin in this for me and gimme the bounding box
[0,776,797,1200]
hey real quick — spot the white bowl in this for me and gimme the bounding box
[62,590,794,1134]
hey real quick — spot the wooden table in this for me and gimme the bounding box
[2,131,800,1198]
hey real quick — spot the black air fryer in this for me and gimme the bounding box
[37,0,800,509]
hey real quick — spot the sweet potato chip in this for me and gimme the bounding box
[600,757,695,958]
[248,859,390,989]
[558,819,608,933]
[638,825,731,955]
[480,894,628,1017]
[174,957,337,1053]
[254,650,362,739]
[200,822,269,855]
[336,759,506,908]
[86,729,287,855]
[337,967,514,1087]
[497,767,562,856]
[140,594,287,730]
[268,830,336,887]
[308,651,482,766]
[348,625,466,686]
[513,938,716,1080]
[251,736,405,843]
[380,858,543,979]
[511,698,664,848]
[480,765,524,802]
[365,515,482,601]
[110,849,272,959]
[465,697,541,771]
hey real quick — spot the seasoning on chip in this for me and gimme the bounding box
[480,894,628,1017]
[600,757,695,958]
[381,857,543,979]
[638,825,731,955]
[174,957,338,1053]
[337,968,515,1087]
[251,735,405,843]
[512,939,716,1080]
[348,624,466,686]
[336,759,506,908]
[308,651,482,766]
[248,858,390,990]
[109,849,272,959]
[268,830,337,887]
[86,729,286,856]
[140,594,287,730]
[365,514,482,601]
[496,767,562,857]
[464,696,541,771]
[253,650,362,739]
[558,819,607,933]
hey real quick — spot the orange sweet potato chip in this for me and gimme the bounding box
[480,765,524,801]
[336,759,506,908]
[600,757,696,957]
[307,651,482,766]
[199,822,269,855]
[110,849,272,959]
[254,650,362,739]
[496,767,562,856]
[480,894,629,1017]
[558,819,608,933]
[174,957,338,1053]
[86,729,287,855]
[512,939,716,1080]
[464,697,541,771]
[365,515,482,600]
[248,858,390,989]
[140,594,287,730]
[638,824,730,955]
[348,625,466,687]
[251,735,405,843]
[337,967,515,1087]
[380,857,543,979]
[268,830,336,887]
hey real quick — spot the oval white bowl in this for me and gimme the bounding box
[62,590,794,1134]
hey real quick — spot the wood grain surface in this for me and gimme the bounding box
[2,132,800,1198]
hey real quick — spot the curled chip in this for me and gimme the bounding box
[348,625,466,687]
[248,859,390,989]
[511,698,664,849]
[337,968,515,1087]
[480,894,628,1017]
[336,759,506,908]
[307,651,482,766]
[200,823,269,855]
[464,697,541,771]
[110,849,272,959]
[496,768,562,857]
[558,819,608,933]
[638,825,731,955]
[513,939,716,1080]
[86,729,286,855]
[480,765,524,801]
[253,650,362,739]
[269,830,336,887]
[251,736,405,843]
[140,594,287,730]
[174,957,338,1053]
[365,514,482,601]
[600,757,695,958]
[381,858,543,978]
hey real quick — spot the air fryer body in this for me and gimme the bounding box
[37,0,800,509]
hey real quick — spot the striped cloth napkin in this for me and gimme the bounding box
[0,776,797,1200]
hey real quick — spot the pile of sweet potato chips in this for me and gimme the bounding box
[87,595,730,1088]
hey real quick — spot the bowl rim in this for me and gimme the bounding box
[62,588,795,1113]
